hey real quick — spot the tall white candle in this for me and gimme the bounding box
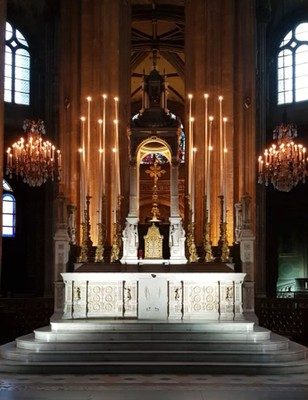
[102,94,107,196]
[80,116,86,221]
[204,93,209,197]
[112,147,117,222]
[218,96,223,196]
[223,117,228,222]
[86,96,92,195]
[98,119,103,222]
[114,97,121,197]
[188,94,193,199]
[207,116,214,221]
[192,144,197,224]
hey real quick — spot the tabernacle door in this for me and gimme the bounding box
[138,277,168,319]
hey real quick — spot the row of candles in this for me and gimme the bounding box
[187,93,228,223]
[79,95,121,223]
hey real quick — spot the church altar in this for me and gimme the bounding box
[61,271,245,321]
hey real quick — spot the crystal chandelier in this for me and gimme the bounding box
[258,123,307,192]
[6,119,61,187]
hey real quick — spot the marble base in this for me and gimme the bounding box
[1,319,308,375]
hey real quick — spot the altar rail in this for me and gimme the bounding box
[62,272,246,320]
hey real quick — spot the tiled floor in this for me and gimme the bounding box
[0,373,308,400]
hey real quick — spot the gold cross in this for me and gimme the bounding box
[145,159,166,186]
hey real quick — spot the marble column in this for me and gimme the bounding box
[121,160,139,264]
[52,194,70,319]
[255,0,271,297]
[58,0,131,248]
[185,0,235,245]
[169,158,187,264]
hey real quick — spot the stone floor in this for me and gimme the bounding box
[0,373,308,400]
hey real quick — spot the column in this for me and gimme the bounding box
[170,158,180,218]
[233,0,257,320]
[58,0,131,247]
[169,158,187,264]
[185,0,235,245]
[0,1,6,292]
[121,160,138,264]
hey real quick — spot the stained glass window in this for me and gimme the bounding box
[4,22,30,105]
[2,180,16,238]
[141,153,169,164]
[278,22,308,105]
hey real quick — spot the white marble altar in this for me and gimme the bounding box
[61,272,246,320]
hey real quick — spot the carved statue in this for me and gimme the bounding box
[123,221,138,248]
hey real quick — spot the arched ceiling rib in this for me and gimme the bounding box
[131,4,185,105]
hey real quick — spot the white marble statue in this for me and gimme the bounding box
[121,218,139,263]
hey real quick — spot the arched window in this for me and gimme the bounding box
[4,22,30,105]
[2,180,16,238]
[278,22,308,105]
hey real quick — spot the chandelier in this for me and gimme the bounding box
[6,119,61,187]
[258,123,307,192]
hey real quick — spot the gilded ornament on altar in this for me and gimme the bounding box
[144,223,164,259]
[111,222,121,262]
[95,222,106,262]
[218,195,230,263]
[203,198,214,262]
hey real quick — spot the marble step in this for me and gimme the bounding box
[1,355,308,375]
[51,320,255,332]
[16,333,289,352]
[2,342,306,363]
[35,326,271,342]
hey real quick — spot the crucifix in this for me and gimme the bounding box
[145,158,166,221]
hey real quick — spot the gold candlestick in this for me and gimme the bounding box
[218,195,230,262]
[78,195,93,262]
[111,195,123,263]
[186,195,198,263]
[95,195,106,263]
[203,195,214,262]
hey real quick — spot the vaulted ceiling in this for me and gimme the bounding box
[131,3,185,105]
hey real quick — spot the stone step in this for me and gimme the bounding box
[1,355,308,375]
[2,342,306,363]
[51,320,255,332]
[34,326,271,342]
[16,333,289,352]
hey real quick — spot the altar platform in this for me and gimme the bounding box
[1,318,308,374]
[1,266,307,374]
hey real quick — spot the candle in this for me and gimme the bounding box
[223,117,228,222]
[207,116,214,220]
[80,116,86,220]
[204,93,209,198]
[114,97,121,198]
[188,94,193,199]
[102,94,107,197]
[218,96,223,196]
[192,145,197,223]
[86,96,92,195]
[112,146,118,221]
[98,119,103,222]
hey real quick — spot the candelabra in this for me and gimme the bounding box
[186,196,198,263]
[217,195,230,262]
[110,195,123,263]
[6,119,61,187]
[78,195,93,262]
[203,195,214,262]
[95,195,106,263]
[258,123,307,192]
